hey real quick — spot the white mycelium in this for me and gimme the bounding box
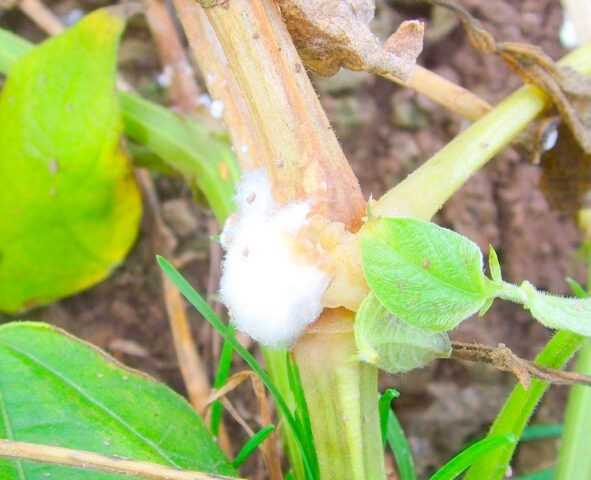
[219,169,331,349]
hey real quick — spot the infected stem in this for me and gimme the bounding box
[196,0,364,228]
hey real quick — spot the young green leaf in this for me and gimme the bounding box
[488,246,503,284]
[0,9,141,313]
[520,281,591,336]
[0,322,236,479]
[355,293,451,373]
[360,217,498,331]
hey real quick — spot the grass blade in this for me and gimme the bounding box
[211,327,235,437]
[379,388,400,447]
[232,425,275,468]
[429,434,515,480]
[382,401,415,480]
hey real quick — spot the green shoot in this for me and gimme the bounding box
[429,434,515,480]
[379,389,416,480]
[232,425,275,468]
[379,388,400,447]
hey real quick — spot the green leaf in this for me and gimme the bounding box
[0,321,236,479]
[360,217,497,331]
[0,9,141,313]
[429,434,515,480]
[520,281,591,336]
[0,27,239,227]
[355,293,451,373]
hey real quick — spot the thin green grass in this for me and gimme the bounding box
[232,425,276,468]
[211,326,235,437]
[379,389,415,480]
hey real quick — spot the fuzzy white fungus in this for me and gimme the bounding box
[219,169,331,349]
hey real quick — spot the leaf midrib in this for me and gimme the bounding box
[0,341,179,468]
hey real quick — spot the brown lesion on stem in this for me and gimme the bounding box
[194,0,366,229]
[450,341,591,390]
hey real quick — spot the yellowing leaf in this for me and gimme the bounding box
[0,9,141,313]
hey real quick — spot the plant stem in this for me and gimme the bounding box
[194,0,364,228]
[374,44,591,220]
[293,310,385,480]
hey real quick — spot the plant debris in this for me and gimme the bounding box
[276,0,423,82]
[539,120,591,215]
[430,0,591,154]
[450,341,591,390]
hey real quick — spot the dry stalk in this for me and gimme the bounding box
[382,65,491,121]
[144,0,202,112]
[16,0,64,35]
[451,341,591,390]
[171,0,263,170]
[136,169,212,417]
[0,440,244,480]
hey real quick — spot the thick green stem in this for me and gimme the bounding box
[293,310,385,480]
[374,44,591,220]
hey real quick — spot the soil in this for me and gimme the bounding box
[1,0,587,478]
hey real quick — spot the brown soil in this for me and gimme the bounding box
[1,0,586,478]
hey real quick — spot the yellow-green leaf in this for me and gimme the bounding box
[0,9,141,313]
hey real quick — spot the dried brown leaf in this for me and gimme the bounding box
[539,121,591,215]
[430,0,591,153]
[276,0,423,82]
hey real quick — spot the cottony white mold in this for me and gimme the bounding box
[219,169,331,349]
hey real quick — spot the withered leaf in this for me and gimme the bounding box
[539,121,591,215]
[429,0,591,154]
[276,0,423,82]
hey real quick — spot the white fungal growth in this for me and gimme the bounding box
[219,169,331,349]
